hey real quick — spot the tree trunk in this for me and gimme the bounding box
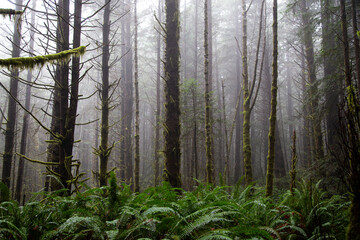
[352,0,360,89]
[163,0,181,189]
[340,0,360,237]
[2,0,23,189]
[241,0,252,186]
[46,0,71,193]
[134,0,140,192]
[300,0,324,164]
[154,0,162,186]
[204,0,214,185]
[234,1,243,184]
[322,0,340,150]
[15,0,35,202]
[99,0,111,187]
[192,0,199,185]
[265,0,278,197]
[64,0,82,169]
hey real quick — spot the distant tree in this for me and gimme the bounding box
[299,0,324,165]
[15,0,36,203]
[163,0,181,188]
[120,0,134,183]
[204,0,214,185]
[2,0,23,190]
[154,0,163,187]
[134,0,140,192]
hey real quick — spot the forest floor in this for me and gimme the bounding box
[0,177,350,240]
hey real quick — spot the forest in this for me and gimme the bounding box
[0,0,359,239]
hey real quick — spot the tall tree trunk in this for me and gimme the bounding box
[134,0,140,193]
[64,0,82,170]
[192,0,199,184]
[154,0,162,186]
[2,0,23,189]
[163,0,181,188]
[265,0,278,197]
[221,80,230,184]
[46,0,71,193]
[234,0,243,184]
[15,0,35,202]
[300,0,324,164]
[340,0,360,238]
[204,0,214,184]
[322,0,339,151]
[352,0,360,89]
[241,0,252,185]
[124,0,133,183]
[99,0,111,187]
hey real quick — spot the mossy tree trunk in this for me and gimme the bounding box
[204,0,214,185]
[2,0,23,189]
[154,0,162,186]
[134,0,140,193]
[340,0,360,239]
[351,0,360,89]
[46,0,71,193]
[163,0,181,189]
[265,0,278,197]
[290,130,297,196]
[241,0,252,186]
[99,0,111,187]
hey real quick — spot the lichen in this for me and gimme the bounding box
[0,46,86,69]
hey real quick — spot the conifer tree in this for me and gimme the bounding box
[163,0,181,188]
[2,0,23,189]
[265,0,278,197]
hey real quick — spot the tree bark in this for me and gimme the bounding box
[204,0,214,185]
[299,0,324,164]
[99,0,111,187]
[265,0,278,197]
[2,0,23,189]
[234,1,243,184]
[163,0,181,188]
[241,0,252,186]
[340,1,360,238]
[192,0,199,185]
[134,0,140,192]
[352,0,360,89]
[154,0,162,186]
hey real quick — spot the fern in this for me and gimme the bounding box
[0,219,26,240]
[41,216,106,240]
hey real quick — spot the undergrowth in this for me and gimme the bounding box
[0,179,349,239]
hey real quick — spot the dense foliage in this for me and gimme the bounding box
[0,176,349,240]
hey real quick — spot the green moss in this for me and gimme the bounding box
[0,8,22,17]
[0,46,86,69]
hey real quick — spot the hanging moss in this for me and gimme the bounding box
[0,46,86,69]
[0,8,22,17]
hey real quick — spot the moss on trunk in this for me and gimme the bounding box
[163,0,181,189]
